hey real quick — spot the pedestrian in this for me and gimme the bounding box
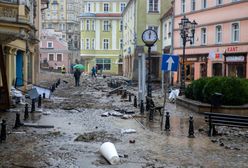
[61,65,66,74]
[74,68,81,86]
[91,66,97,78]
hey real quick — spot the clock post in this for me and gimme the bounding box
[141,29,158,118]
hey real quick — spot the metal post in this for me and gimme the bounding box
[31,99,35,112]
[38,95,42,108]
[134,96,137,108]
[165,112,170,131]
[0,119,7,142]
[43,93,46,99]
[140,100,144,115]
[180,37,186,94]
[147,46,152,100]
[24,103,29,120]
[188,116,195,138]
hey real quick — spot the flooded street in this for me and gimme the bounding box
[0,72,248,168]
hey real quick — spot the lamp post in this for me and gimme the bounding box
[179,15,197,94]
[141,29,158,110]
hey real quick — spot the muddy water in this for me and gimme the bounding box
[0,73,248,168]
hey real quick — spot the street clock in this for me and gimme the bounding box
[142,29,158,46]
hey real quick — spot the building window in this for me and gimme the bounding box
[103,39,109,50]
[87,3,91,12]
[120,39,123,49]
[47,42,53,48]
[191,0,196,11]
[57,54,62,62]
[96,58,111,70]
[86,39,90,49]
[103,21,110,31]
[92,20,95,31]
[202,0,207,8]
[148,0,159,12]
[86,20,90,31]
[201,28,207,45]
[48,54,54,61]
[81,39,84,49]
[164,23,167,39]
[216,25,222,44]
[120,3,126,12]
[120,20,123,31]
[181,0,186,13]
[104,3,109,12]
[168,22,172,38]
[216,0,223,5]
[92,39,95,49]
[232,23,239,42]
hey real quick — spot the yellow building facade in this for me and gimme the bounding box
[0,0,48,109]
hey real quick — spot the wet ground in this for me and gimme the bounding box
[0,71,248,168]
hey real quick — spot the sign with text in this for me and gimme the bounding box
[161,54,179,71]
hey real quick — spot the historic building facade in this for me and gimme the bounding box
[173,0,248,84]
[122,0,171,80]
[41,0,83,64]
[0,0,48,109]
[79,0,128,75]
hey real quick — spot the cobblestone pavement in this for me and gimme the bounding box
[0,71,247,168]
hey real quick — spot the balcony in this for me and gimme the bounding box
[0,0,35,43]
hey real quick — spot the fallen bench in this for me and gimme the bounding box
[204,112,248,136]
[149,98,164,116]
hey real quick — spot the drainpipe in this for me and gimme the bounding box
[41,0,49,11]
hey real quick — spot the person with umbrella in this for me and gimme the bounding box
[74,68,81,86]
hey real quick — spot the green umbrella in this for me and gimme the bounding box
[73,64,85,70]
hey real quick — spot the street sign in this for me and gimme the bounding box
[161,54,179,71]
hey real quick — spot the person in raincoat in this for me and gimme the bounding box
[61,65,66,74]
[91,66,97,78]
[74,68,81,86]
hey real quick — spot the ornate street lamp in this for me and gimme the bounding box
[179,15,197,94]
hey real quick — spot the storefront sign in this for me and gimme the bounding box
[0,7,17,18]
[227,46,238,52]
[186,57,197,61]
[226,56,244,62]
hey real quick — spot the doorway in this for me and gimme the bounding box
[16,50,23,86]
[185,63,194,81]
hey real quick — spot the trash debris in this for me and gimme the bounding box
[168,89,180,103]
[122,115,132,119]
[129,140,135,143]
[101,112,110,117]
[121,129,136,134]
[110,111,123,117]
[100,142,120,165]
[42,111,51,115]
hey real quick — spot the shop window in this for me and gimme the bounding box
[212,63,222,76]
[228,64,245,77]
[96,58,111,70]
[185,64,194,81]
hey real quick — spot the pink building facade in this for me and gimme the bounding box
[173,0,248,83]
[40,32,70,72]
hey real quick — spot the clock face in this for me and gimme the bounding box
[142,29,158,46]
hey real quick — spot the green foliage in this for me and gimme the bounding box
[185,77,248,106]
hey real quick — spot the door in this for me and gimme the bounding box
[16,50,23,86]
[185,63,194,81]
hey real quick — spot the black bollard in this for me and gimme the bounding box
[140,100,144,115]
[1,119,7,142]
[146,97,150,111]
[188,116,195,138]
[53,84,56,91]
[134,96,137,108]
[14,113,23,128]
[128,93,132,102]
[165,112,170,131]
[31,99,35,112]
[149,107,154,121]
[38,95,42,108]
[43,93,46,99]
[24,103,29,120]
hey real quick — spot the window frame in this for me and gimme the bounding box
[56,53,63,62]
[103,3,109,12]
[103,20,110,31]
[231,22,240,43]
[48,53,55,61]
[191,0,196,11]
[201,27,207,45]
[202,0,207,9]
[86,38,90,49]
[47,41,53,48]
[181,0,186,14]
[148,0,159,13]
[103,39,109,50]
[215,25,222,44]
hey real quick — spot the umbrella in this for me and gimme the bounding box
[73,64,85,70]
